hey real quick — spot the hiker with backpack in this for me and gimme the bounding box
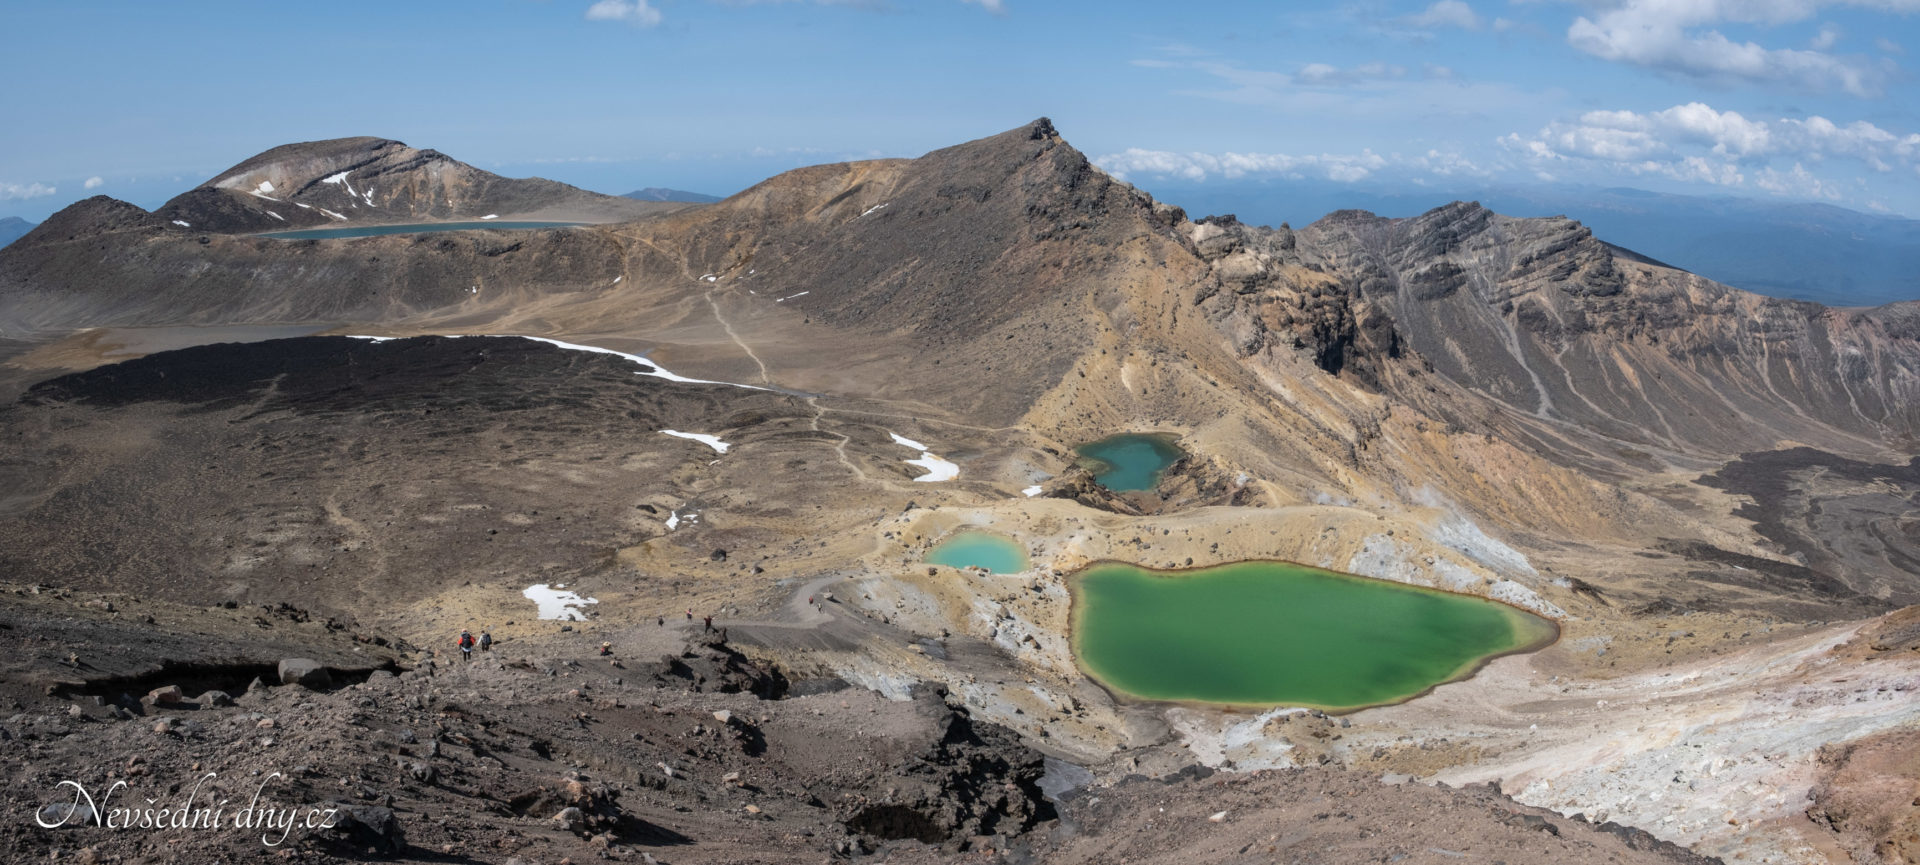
[458,629,475,662]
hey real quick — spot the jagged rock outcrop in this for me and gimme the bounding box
[1192,200,1920,460]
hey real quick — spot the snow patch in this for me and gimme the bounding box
[171,220,190,228]
[513,335,768,390]
[480,214,498,220]
[265,210,284,221]
[255,180,275,194]
[318,208,348,221]
[775,291,810,303]
[293,202,311,209]
[906,454,959,482]
[1022,485,1043,497]
[523,584,598,621]
[321,171,351,185]
[860,202,889,217]
[661,430,729,454]
[666,509,700,531]
[340,334,769,392]
[612,275,623,285]
[889,432,957,482]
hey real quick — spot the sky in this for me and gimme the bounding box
[4,0,1920,223]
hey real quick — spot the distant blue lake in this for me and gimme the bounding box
[259,221,581,240]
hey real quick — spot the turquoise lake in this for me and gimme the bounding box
[1074,433,1184,492]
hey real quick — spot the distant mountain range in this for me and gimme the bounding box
[0,217,33,249]
[1137,179,1920,308]
[621,187,722,203]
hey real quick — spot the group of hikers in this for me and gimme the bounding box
[456,606,731,661]
[455,628,492,661]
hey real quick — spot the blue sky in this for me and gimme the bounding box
[4,0,1920,222]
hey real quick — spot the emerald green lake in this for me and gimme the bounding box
[259,221,580,240]
[1074,433,1184,491]
[926,531,1029,574]
[1072,561,1557,710]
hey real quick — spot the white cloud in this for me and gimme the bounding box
[585,0,661,27]
[83,176,104,190]
[1296,61,1407,85]
[1811,22,1842,49]
[0,182,56,201]
[1877,36,1904,53]
[1508,100,1920,202]
[1404,0,1483,31]
[1565,0,1899,95]
[1093,147,1483,185]
[961,0,1005,11]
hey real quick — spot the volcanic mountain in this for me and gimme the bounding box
[0,215,32,248]
[622,186,723,203]
[2,119,1917,863]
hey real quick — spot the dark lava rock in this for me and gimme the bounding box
[641,633,788,699]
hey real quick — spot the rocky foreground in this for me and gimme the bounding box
[3,581,1730,865]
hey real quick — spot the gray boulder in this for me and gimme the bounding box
[278,659,333,690]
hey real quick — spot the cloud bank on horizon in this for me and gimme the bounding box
[2,0,1920,220]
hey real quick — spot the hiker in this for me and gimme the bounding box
[479,630,493,652]
[599,641,613,657]
[657,616,665,627]
[686,608,693,620]
[457,629,475,662]
[703,615,713,633]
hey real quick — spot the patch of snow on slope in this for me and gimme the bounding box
[171,220,190,228]
[481,214,498,220]
[342,334,769,391]
[775,291,810,302]
[661,430,729,453]
[255,180,275,194]
[318,208,348,221]
[889,432,957,482]
[1023,485,1043,497]
[860,202,889,217]
[266,211,284,221]
[523,584,598,621]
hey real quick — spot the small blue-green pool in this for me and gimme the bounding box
[926,531,1029,574]
[1074,433,1184,492]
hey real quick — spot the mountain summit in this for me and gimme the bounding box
[151,136,669,233]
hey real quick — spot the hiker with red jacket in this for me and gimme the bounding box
[458,629,475,662]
